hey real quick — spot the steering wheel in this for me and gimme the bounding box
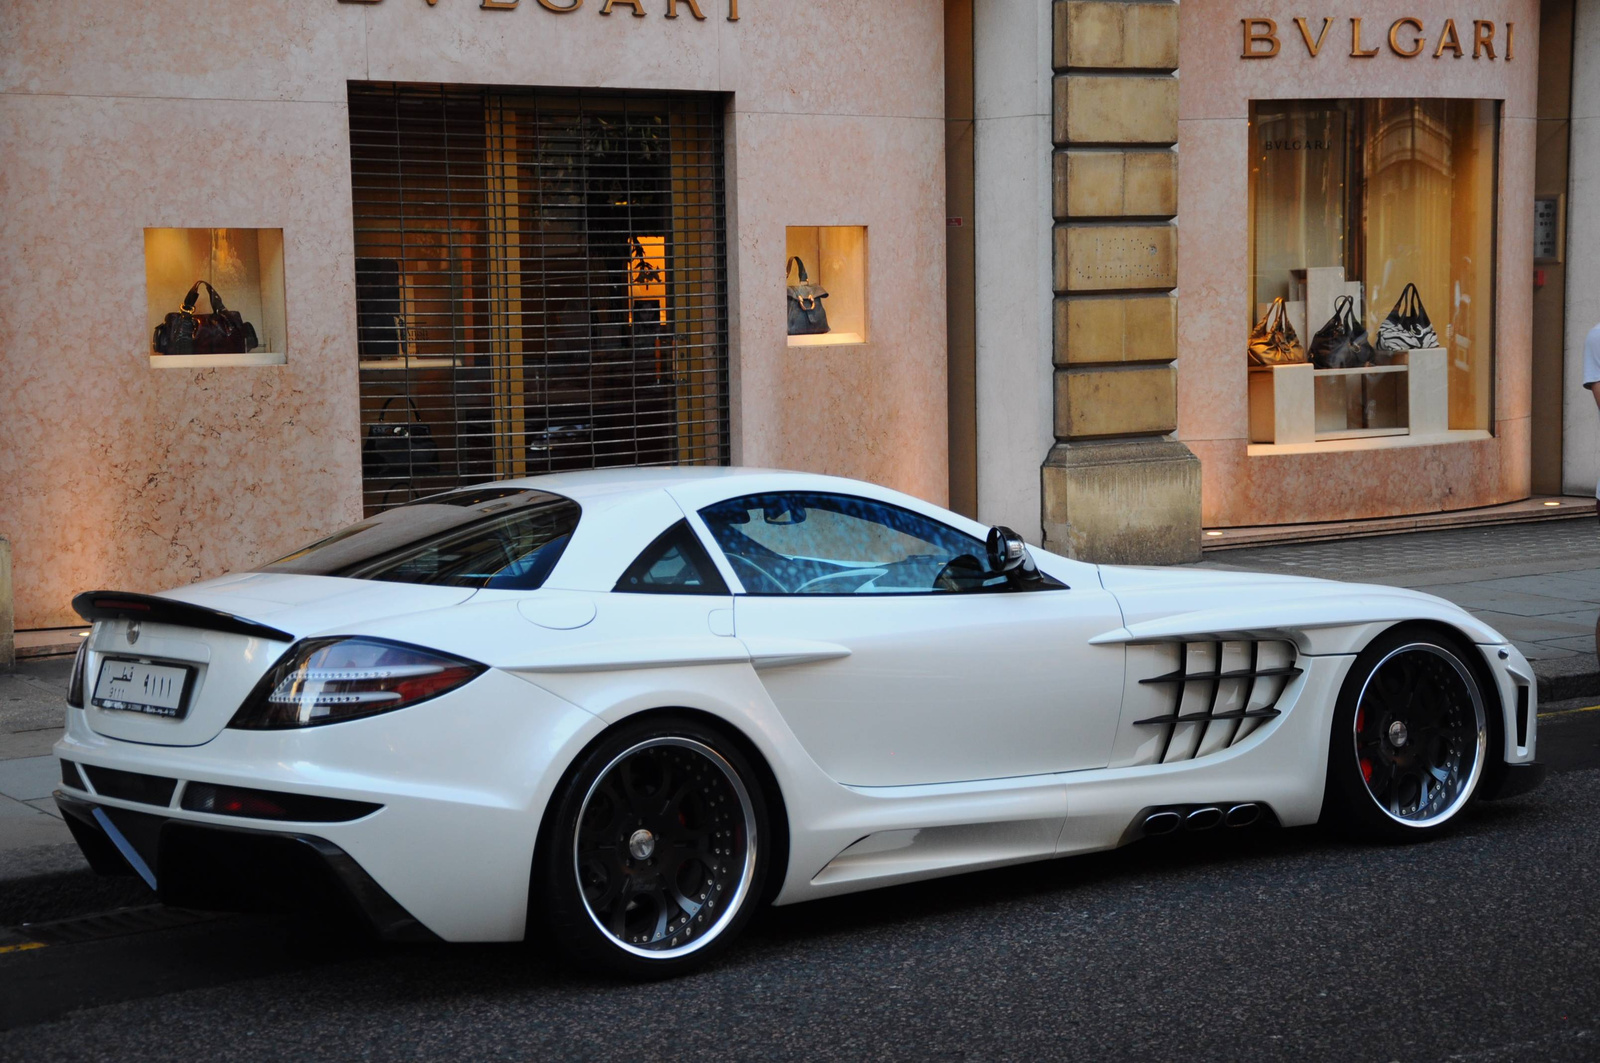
[794,568,888,594]
[934,554,987,593]
[728,554,788,594]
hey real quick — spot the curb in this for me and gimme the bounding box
[1533,655,1600,704]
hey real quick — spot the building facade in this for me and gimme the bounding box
[0,0,1594,631]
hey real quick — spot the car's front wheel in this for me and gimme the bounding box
[538,718,768,978]
[1322,626,1492,841]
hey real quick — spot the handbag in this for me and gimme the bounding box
[1247,297,1307,367]
[786,257,830,336]
[152,281,260,355]
[1377,282,1439,352]
[362,396,440,479]
[1308,295,1378,370]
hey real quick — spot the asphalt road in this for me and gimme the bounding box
[2,707,1597,1062]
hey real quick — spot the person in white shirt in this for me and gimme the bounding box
[1583,322,1600,656]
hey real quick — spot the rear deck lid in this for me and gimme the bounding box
[76,575,475,747]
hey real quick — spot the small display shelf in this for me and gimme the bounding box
[1248,349,1449,449]
[150,351,286,369]
[785,225,866,346]
[357,356,458,371]
[145,228,286,365]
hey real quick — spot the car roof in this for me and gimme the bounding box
[463,466,874,505]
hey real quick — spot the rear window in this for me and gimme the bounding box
[261,488,581,589]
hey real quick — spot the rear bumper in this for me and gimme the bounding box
[54,791,439,942]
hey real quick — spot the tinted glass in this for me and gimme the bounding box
[262,488,580,589]
[697,493,1006,595]
[615,521,728,595]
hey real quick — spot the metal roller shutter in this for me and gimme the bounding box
[348,83,730,513]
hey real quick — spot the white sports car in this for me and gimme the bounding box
[55,468,1544,976]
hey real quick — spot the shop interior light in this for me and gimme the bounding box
[1543,501,1562,507]
[1205,531,1224,538]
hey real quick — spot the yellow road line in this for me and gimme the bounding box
[0,941,45,955]
[1539,704,1600,720]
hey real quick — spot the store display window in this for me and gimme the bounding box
[785,225,867,346]
[144,228,286,367]
[1246,99,1498,446]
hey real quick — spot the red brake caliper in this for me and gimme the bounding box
[1356,707,1372,783]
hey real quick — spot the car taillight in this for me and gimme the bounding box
[67,635,90,708]
[228,637,485,730]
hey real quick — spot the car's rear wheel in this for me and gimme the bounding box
[538,718,767,978]
[1322,626,1490,841]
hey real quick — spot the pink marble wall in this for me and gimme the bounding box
[1177,0,1540,527]
[0,0,947,628]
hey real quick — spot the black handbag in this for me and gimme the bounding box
[152,281,259,355]
[1309,295,1378,370]
[786,257,830,336]
[1377,283,1440,352]
[363,396,440,479]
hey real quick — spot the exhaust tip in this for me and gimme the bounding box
[1185,807,1223,831]
[1226,802,1261,828]
[1143,811,1183,836]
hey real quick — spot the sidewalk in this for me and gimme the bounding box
[0,656,79,878]
[1198,516,1600,699]
[3,517,1598,882]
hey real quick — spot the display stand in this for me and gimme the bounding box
[1249,348,1448,446]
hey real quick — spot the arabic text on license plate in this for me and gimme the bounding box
[92,659,190,718]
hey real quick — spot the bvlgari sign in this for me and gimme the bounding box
[1241,17,1514,59]
[341,0,738,16]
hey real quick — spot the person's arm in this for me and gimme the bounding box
[1591,381,1600,417]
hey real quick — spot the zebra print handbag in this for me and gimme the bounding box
[1377,283,1439,352]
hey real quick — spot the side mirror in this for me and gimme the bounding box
[986,526,1029,573]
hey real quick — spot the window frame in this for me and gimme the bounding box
[695,491,1062,598]
[612,519,731,597]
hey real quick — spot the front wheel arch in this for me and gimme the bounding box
[1320,622,1501,840]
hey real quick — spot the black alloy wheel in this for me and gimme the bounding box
[538,718,768,978]
[1323,626,1492,841]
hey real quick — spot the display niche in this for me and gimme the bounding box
[145,228,287,367]
[785,225,866,347]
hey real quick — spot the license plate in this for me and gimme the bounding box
[92,659,193,719]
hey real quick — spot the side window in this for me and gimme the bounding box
[697,492,1010,596]
[614,521,729,596]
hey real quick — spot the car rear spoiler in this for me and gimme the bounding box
[72,590,295,643]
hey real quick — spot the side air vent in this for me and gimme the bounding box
[1133,640,1301,764]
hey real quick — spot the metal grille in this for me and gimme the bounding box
[1133,640,1301,764]
[349,83,730,513]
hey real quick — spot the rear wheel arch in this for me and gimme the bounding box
[528,706,792,934]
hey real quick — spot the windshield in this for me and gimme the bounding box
[261,488,581,590]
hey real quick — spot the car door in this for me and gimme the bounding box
[690,490,1125,787]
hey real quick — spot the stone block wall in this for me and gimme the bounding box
[1042,0,1199,564]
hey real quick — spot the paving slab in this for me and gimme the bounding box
[1512,639,1580,661]
[0,756,60,802]
[1542,635,1600,654]
[0,730,60,760]
[1409,584,1589,617]
[1465,573,1600,603]
[0,797,71,851]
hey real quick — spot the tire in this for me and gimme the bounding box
[1322,626,1493,842]
[537,716,769,979]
